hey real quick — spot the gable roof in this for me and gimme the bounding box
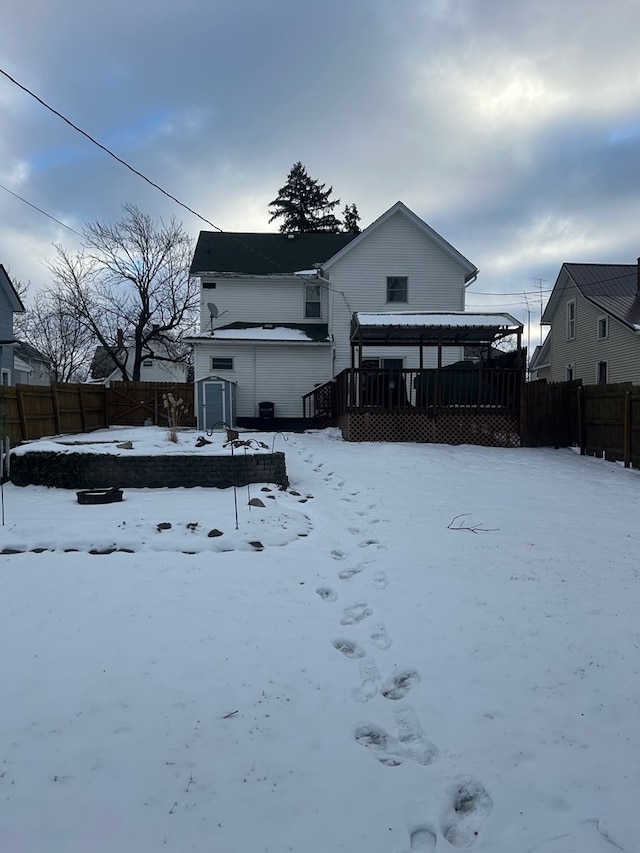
[542,263,640,331]
[528,333,550,371]
[0,264,26,313]
[190,232,355,276]
[14,340,51,366]
[322,201,479,283]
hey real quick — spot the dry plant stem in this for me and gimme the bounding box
[447,513,499,534]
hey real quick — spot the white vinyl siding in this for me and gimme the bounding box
[325,209,467,372]
[193,342,331,419]
[199,276,326,330]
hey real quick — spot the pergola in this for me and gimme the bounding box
[349,311,524,368]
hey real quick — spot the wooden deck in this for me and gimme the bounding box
[303,366,523,446]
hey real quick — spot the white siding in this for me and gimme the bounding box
[326,210,467,371]
[548,279,640,384]
[193,341,331,418]
[200,276,327,331]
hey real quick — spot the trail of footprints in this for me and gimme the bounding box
[309,452,492,849]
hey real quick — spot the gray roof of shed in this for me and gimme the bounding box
[190,232,356,276]
[543,263,640,330]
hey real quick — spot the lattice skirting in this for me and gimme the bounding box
[338,412,520,447]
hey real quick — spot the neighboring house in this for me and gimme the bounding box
[90,342,189,384]
[541,262,640,384]
[0,264,26,386]
[13,341,52,385]
[528,334,551,381]
[188,201,479,429]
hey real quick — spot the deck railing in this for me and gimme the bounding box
[304,367,523,424]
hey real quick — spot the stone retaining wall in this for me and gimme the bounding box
[10,451,288,490]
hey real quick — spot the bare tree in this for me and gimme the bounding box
[49,204,197,381]
[15,285,95,382]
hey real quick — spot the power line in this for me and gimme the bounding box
[467,288,553,296]
[0,181,83,237]
[0,65,223,233]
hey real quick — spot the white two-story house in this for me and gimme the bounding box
[188,201,480,429]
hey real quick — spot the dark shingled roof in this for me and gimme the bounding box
[550,263,640,330]
[189,232,356,276]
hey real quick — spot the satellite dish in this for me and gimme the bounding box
[207,303,219,318]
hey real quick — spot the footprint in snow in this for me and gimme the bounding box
[406,824,437,852]
[393,705,438,766]
[352,658,381,703]
[332,638,366,659]
[338,566,363,580]
[371,570,389,590]
[369,624,393,650]
[354,724,402,766]
[441,776,493,848]
[381,668,420,700]
[331,550,346,561]
[316,587,338,602]
[341,602,373,625]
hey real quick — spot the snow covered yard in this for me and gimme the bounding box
[0,428,638,853]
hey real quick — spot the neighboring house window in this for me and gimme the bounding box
[597,316,608,339]
[597,361,608,384]
[566,299,576,340]
[211,357,233,370]
[566,364,574,381]
[387,276,408,303]
[1,369,9,386]
[143,359,153,367]
[305,283,321,318]
[203,281,217,289]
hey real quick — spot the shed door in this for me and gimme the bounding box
[203,381,225,430]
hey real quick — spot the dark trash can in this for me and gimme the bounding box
[258,401,275,421]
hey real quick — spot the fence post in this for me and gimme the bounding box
[624,390,631,468]
[577,385,585,454]
[52,383,61,434]
[78,384,87,432]
[16,385,27,441]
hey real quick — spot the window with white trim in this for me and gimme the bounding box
[386,276,408,303]
[566,364,574,381]
[566,299,576,340]
[1,369,10,386]
[597,360,608,384]
[211,357,233,370]
[597,316,608,340]
[305,283,321,318]
[143,359,153,367]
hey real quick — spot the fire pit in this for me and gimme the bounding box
[76,487,124,505]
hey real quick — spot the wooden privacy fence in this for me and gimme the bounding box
[521,380,640,468]
[108,381,195,428]
[0,381,195,446]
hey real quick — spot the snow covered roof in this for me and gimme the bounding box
[187,322,330,344]
[351,312,523,346]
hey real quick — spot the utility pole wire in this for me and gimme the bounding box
[0,66,223,233]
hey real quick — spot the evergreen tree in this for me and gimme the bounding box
[268,162,342,233]
[342,203,361,234]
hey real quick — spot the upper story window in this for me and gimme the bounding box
[597,316,608,340]
[387,276,408,303]
[566,299,576,340]
[143,359,153,367]
[305,283,321,318]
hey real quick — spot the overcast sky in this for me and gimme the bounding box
[2,0,640,348]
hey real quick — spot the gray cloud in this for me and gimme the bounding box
[2,0,640,347]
